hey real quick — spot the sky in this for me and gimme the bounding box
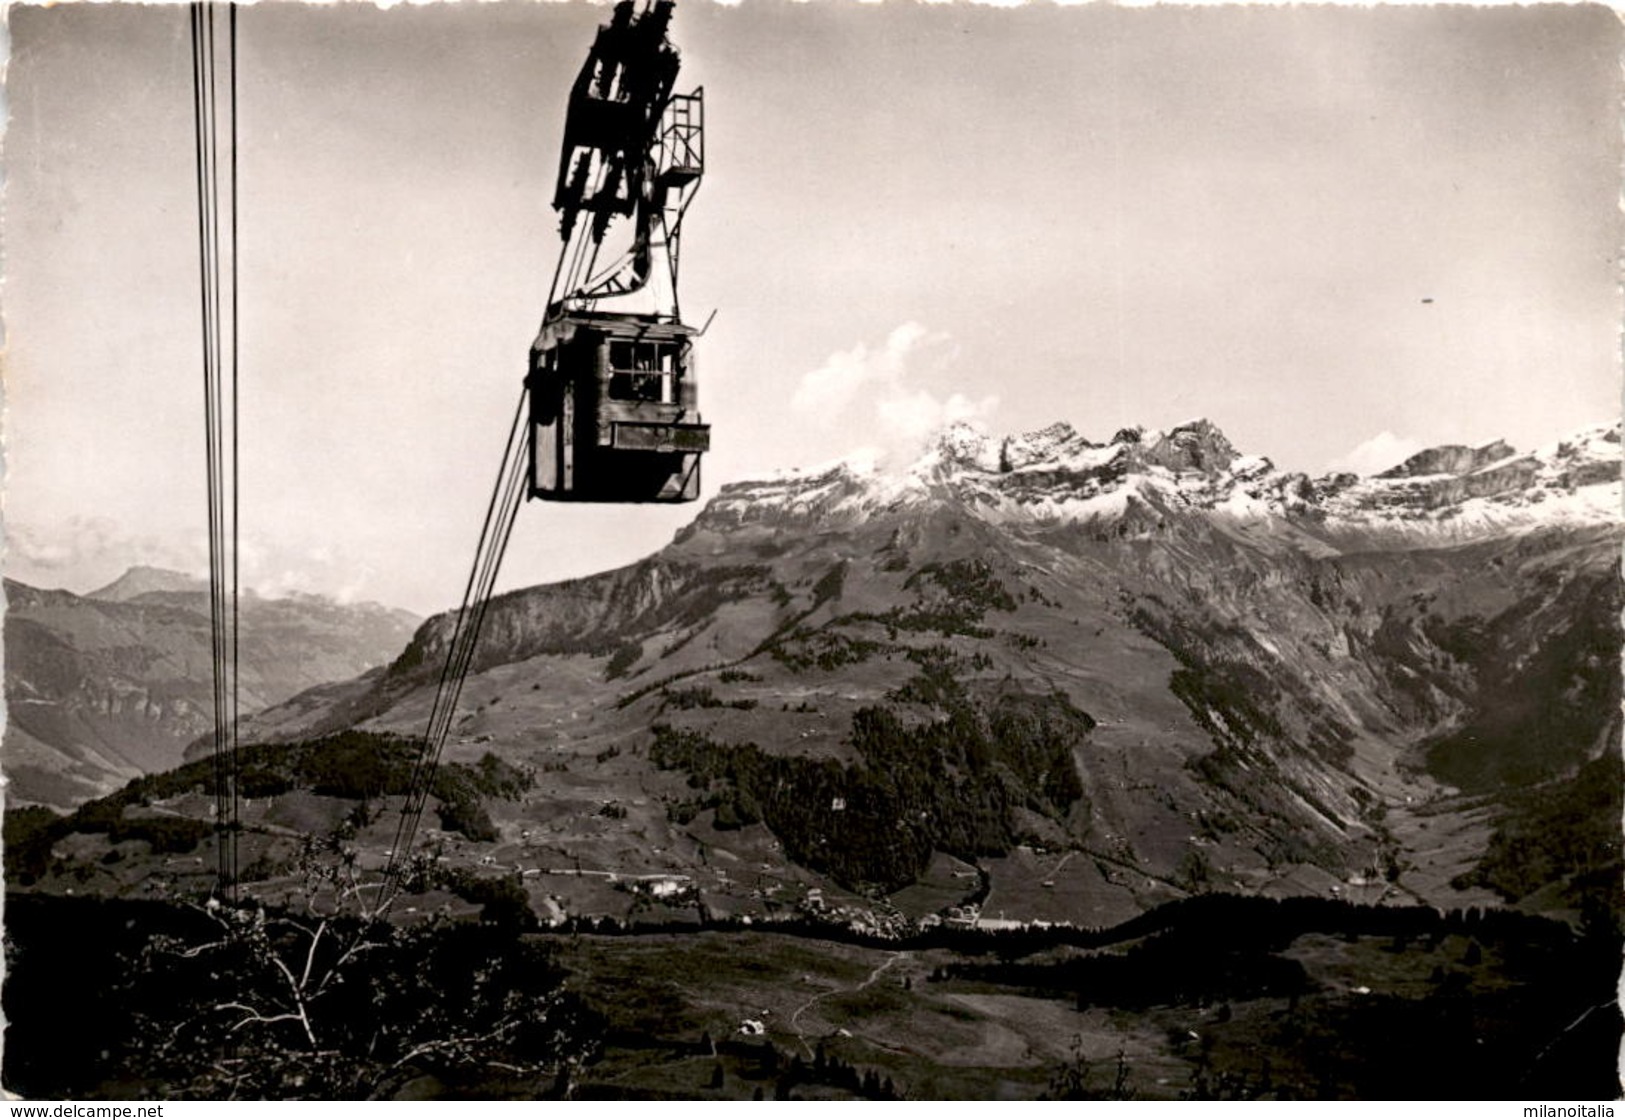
[4,1,1619,615]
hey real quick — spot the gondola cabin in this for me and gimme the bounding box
[527,310,709,503]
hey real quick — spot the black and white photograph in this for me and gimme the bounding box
[2,0,1620,1101]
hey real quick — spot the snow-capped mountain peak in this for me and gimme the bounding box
[699,418,1620,551]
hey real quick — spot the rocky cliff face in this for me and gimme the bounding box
[4,571,419,809]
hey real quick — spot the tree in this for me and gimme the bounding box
[1046,1037,1136,1100]
[118,833,599,1098]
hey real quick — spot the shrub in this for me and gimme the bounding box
[604,641,643,681]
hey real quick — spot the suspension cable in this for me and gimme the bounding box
[381,45,613,907]
[380,105,607,907]
[190,0,240,901]
[230,2,242,892]
[381,388,530,904]
[549,151,615,311]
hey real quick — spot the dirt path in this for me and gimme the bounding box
[788,951,909,1060]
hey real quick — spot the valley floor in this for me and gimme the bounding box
[552,918,1621,1100]
[6,891,1617,1101]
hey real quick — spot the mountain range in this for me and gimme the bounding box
[10,418,1619,931]
[3,568,420,809]
[93,415,1604,930]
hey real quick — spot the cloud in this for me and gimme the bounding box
[792,321,948,416]
[876,388,999,449]
[791,321,997,456]
[1326,431,1425,477]
[247,549,382,606]
[4,515,383,606]
[5,515,206,587]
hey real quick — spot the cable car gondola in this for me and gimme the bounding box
[527,0,709,503]
[384,0,715,898]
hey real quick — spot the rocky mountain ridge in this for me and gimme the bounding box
[88,565,207,602]
[697,418,1620,546]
